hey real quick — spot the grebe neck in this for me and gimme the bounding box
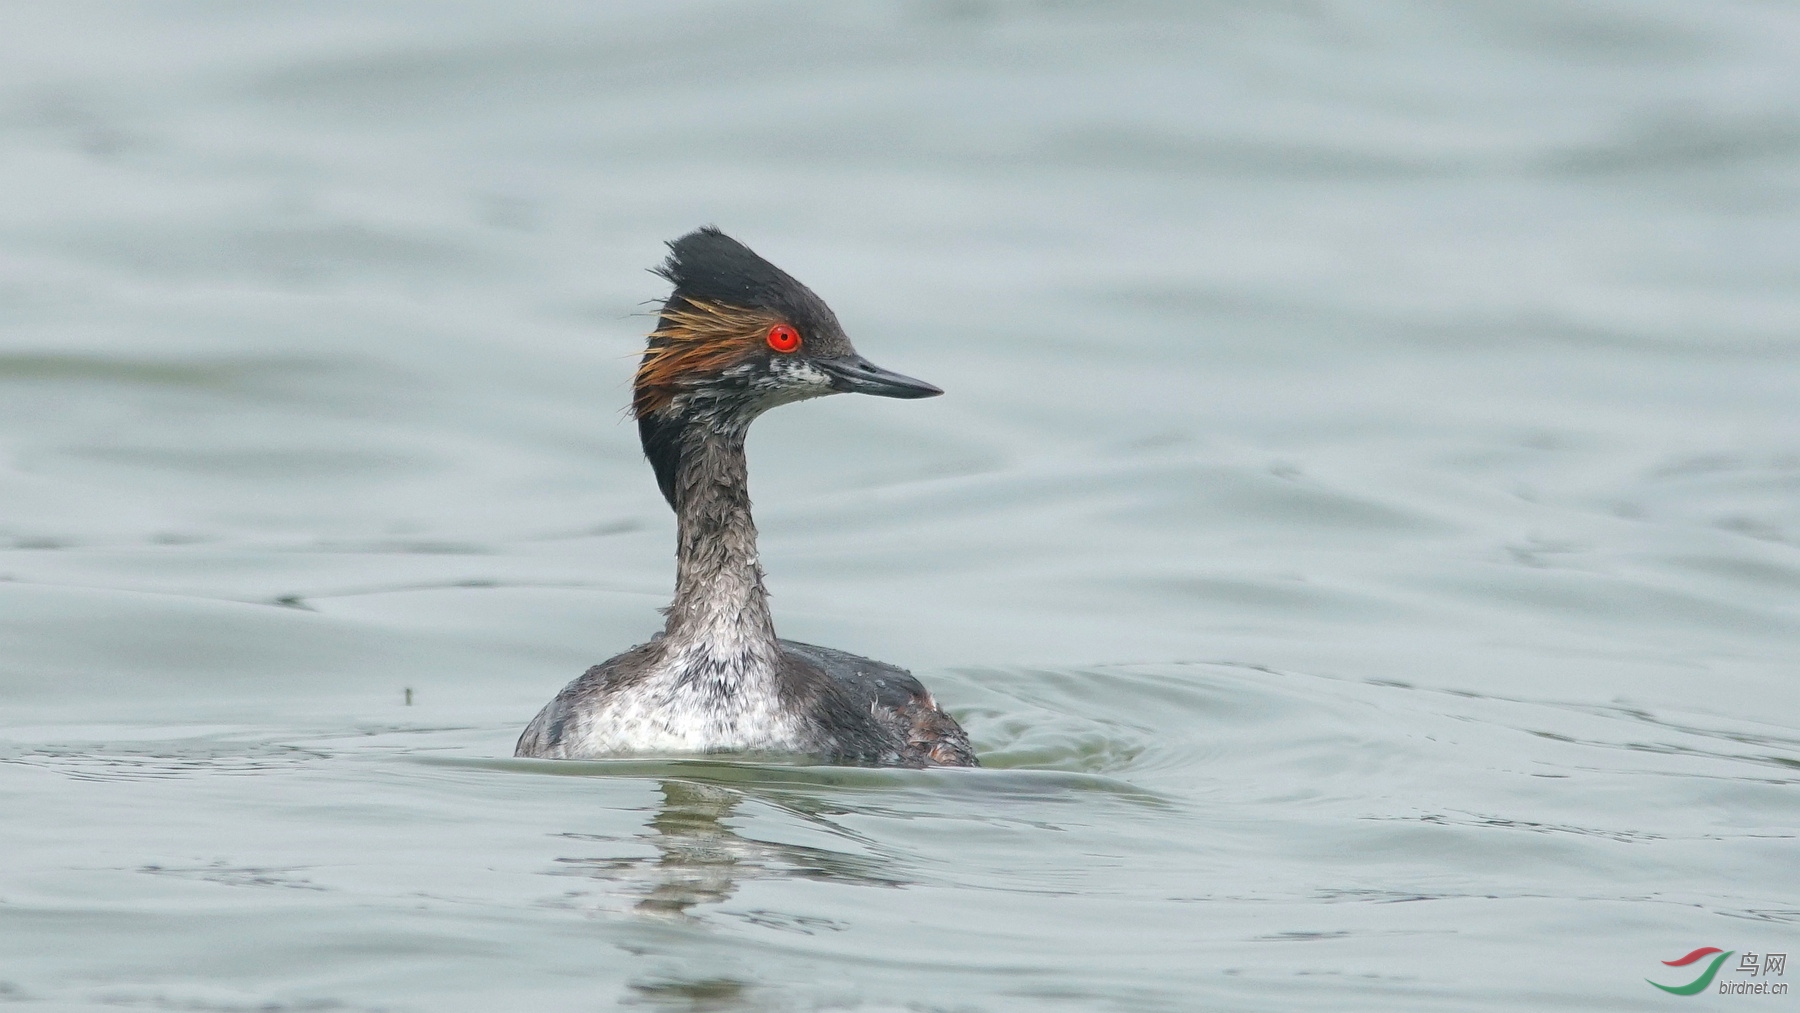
[661,423,778,666]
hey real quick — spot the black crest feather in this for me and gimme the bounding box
[656,227,839,331]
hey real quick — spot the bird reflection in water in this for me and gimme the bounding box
[550,779,907,924]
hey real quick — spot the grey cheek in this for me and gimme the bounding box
[751,360,834,404]
[777,361,834,391]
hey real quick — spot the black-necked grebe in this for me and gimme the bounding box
[515,228,976,768]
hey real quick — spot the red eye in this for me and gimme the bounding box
[766,324,801,353]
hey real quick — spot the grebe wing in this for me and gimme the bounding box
[778,639,929,710]
[778,639,977,767]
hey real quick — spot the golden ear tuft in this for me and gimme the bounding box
[633,298,781,417]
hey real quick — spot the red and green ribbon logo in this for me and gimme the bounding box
[1649,947,1733,995]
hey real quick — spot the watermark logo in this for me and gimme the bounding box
[1649,947,1787,996]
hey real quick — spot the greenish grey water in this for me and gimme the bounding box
[2,2,1798,1010]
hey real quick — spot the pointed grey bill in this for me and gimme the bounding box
[816,355,943,399]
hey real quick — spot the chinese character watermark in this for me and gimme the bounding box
[1649,947,1788,997]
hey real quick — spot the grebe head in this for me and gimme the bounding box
[634,227,941,507]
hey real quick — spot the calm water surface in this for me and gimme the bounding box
[2,3,1797,1010]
